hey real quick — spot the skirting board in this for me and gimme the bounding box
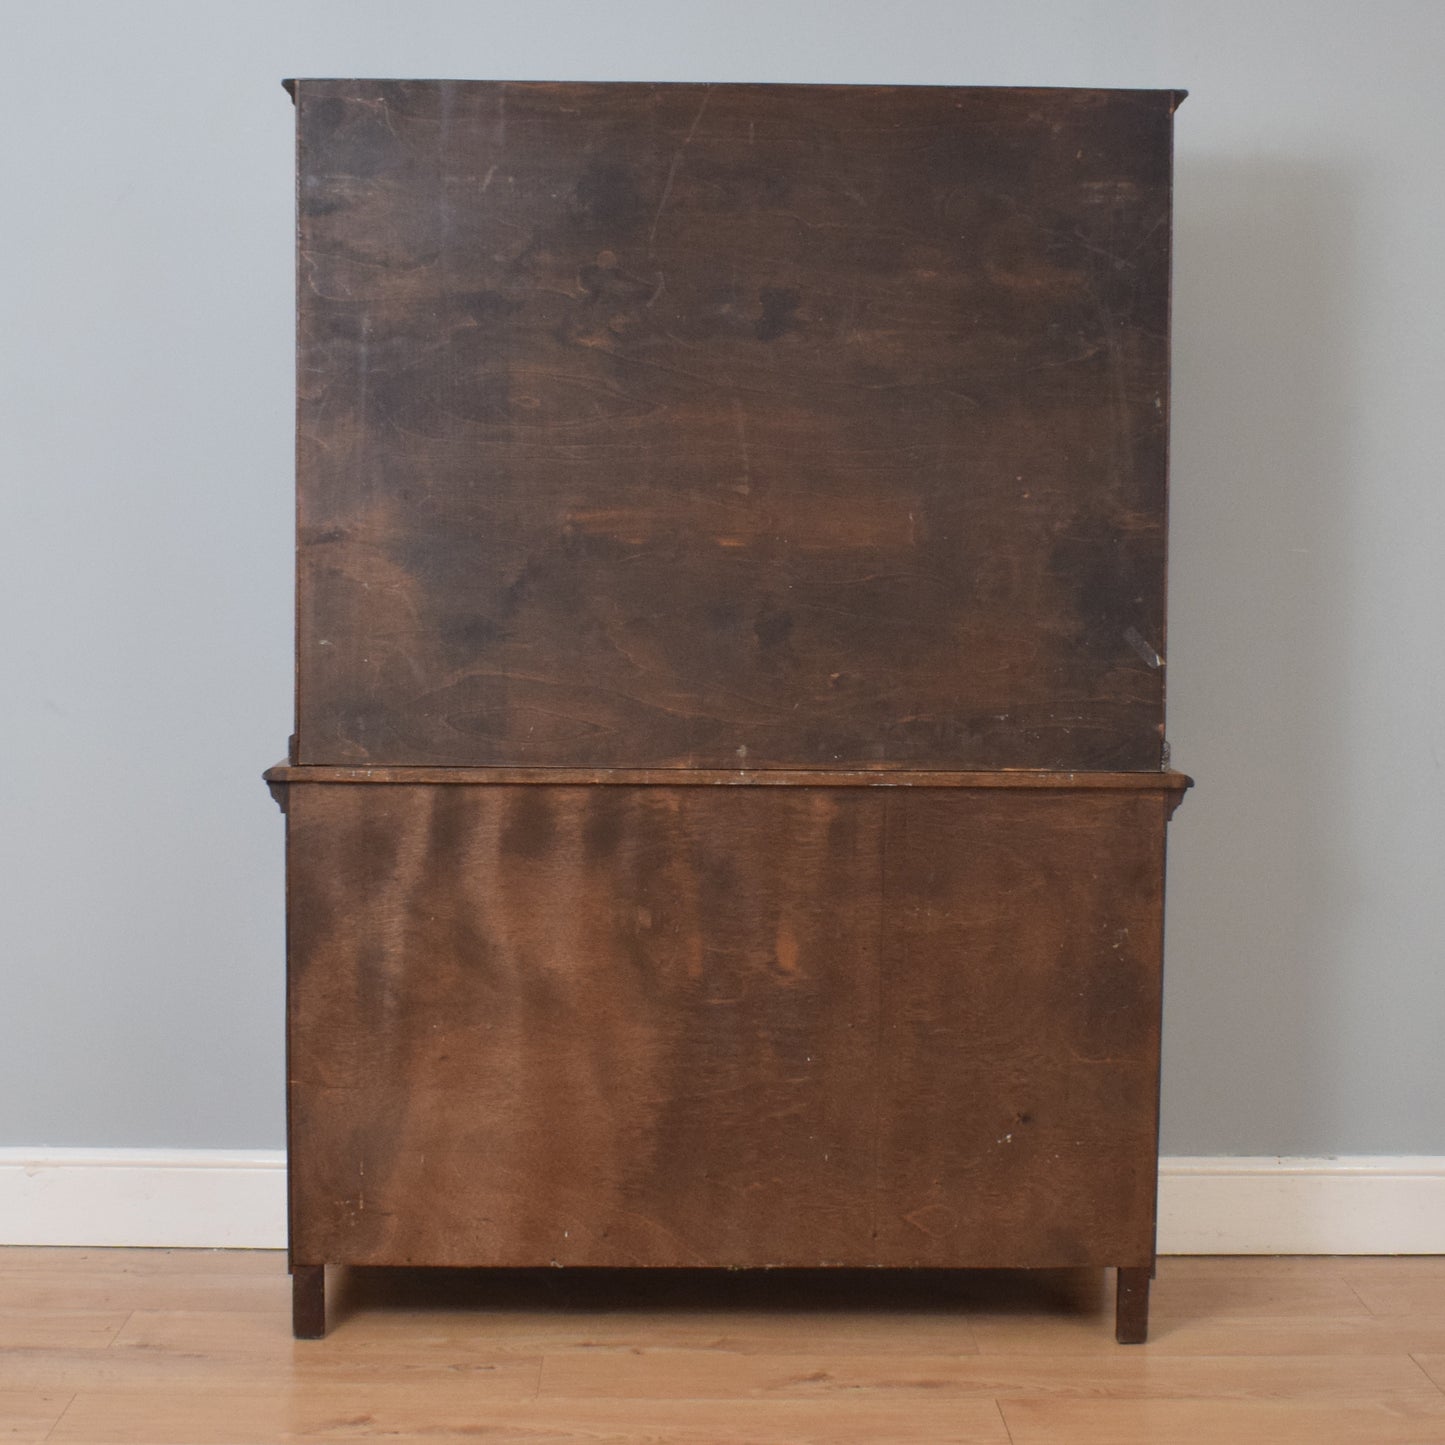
[1,1150,1442,1254]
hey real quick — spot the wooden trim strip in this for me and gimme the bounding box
[264,762,1193,792]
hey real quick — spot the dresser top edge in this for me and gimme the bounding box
[264,762,1193,792]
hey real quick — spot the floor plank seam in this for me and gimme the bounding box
[1408,1352,1445,1396]
[14,1254,1445,1439]
[994,1396,1016,1443]
[38,1390,77,1444]
[104,1309,135,1349]
[1346,1280,1376,1316]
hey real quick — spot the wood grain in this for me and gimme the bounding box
[536,1347,1436,1401]
[287,782,886,1268]
[872,789,1166,1270]
[278,77,1189,1344]
[0,1248,280,1276]
[284,781,1170,1273]
[292,80,1179,772]
[8,1250,1445,1443]
[109,1297,987,1360]
[0,1269,286,1315]
[0,1311,128,1351]
[46,1392,1011,1445]
[996,1398,1445,1445]
[1413,1357,1445,1392]
[0,1342,542,1394]
[1347,1274,1445,1318]
[265,763,1194,791]
[0,1390,72,1443]
[974,1312,1445,1357]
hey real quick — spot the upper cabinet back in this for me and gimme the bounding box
[293,81,1179,770]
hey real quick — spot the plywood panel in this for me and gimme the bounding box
[287,783,886,1265]
[874,791,1165,1267]
[286,782,1167,1270]
[293,81,1177,770]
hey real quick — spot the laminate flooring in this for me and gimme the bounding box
[2,1250,1444,1442]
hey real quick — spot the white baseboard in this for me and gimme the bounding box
[1157,1155,1445,1255]
[0,1148,287,1249]
[2,1150,1442,1254]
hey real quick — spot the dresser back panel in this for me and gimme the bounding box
[293,81,1177,770]
[285,780,1167,1269]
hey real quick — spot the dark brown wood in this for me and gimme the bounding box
[274,79,1189,1341]
[266,762,1194,793]
[873,789,1165,1268]
[284,779,1171,1272]
[1115,1264,1152,1343]
[293,81,1178,772]
[291,1263,325,1338]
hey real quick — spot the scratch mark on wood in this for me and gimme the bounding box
[648,86,714,255]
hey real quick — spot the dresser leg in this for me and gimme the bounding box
[1115,1265,1150,1344]
[292,1263,326,1339]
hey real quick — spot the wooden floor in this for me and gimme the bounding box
[2,1251,1444,1442]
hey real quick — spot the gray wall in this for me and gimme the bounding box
[3,0,1441,1154]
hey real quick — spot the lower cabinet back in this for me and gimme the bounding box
[285,781,1167,1272]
